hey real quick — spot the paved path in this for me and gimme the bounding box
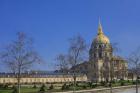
[52,85,137,93]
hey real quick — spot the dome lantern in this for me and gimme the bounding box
[98,20,103,35]
[94,20,110,44]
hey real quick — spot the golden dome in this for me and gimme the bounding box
[94,21,110,44]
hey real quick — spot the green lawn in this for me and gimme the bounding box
[0,87,39,93]
[0,80,138,93]
[20,87,39,93]
[0,87,65,93]
[0,89,12,93]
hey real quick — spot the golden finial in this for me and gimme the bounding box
[98,18,103,35]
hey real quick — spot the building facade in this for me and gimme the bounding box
[0,72,87,84]
[89,21,128,82]
[72,21,128,82]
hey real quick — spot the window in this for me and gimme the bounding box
[94,64,96,68]
[94,53,96,58]
[99,52,102,58]
[105,52,107,57]
[95,45,98,49]
[99,45,102,48]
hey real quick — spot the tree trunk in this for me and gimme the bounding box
[73,74,76,93]
[110,72,113,93]
[17,77,20,93]
[110,61,113,93]
[110,82,113,93]
[17,66,21,93]
[136,78,138,93]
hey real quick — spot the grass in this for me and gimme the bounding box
[0,88,12,93]
[0,86,67,93]
[20,87,39,93]
[0,80,139,93]
[0,87,39,93]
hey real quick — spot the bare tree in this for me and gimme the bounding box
[67,35,87,92]
[110,59,114,93]
[56,54,69,73]
[0,32,41,93]
[56,54,69,83]
[110,42,120,93]
[128,47,140,93]
[111,42,121,56]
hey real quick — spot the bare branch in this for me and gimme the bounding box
[0,32,41,93]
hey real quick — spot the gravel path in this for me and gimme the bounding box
[53,85,139,93]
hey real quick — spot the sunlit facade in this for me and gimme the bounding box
[73,22,128,82]
[0,73,87,84]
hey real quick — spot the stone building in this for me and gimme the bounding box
[0,72,87,84]
[74,21,128,82]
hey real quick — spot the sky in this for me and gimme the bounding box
[0,0,140,71]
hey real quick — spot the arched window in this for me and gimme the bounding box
[99,45,102,48]
[95,45,98,48]
[105,52,107,57]
[99,52,102,58]
[94,64,96,68]
[94,53,96,58]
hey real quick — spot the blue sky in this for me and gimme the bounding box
[0,0,140,71]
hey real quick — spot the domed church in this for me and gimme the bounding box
[89,21,112,82]
[75,21,128,82]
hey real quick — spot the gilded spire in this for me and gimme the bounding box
[98,19,103,35]
[93,19,110,44]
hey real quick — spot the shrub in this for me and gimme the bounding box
[49,84,54,90]
[127,80,130,83]
[87,82,97,88]
[88,82,93,88]
[61,83,69,90]
[12,86,18,93]
[39,84,46,93]
[133,81,136,84]
[138,80,140,84]
[92,84,97,88]
[82,85,87,89]
[33,84,37,88]
[121,82,124,86]
[3,84,8,89]
[0,84,3,88]
[111,80,116,84]
[100,81,106,86]
[69,83,73,86]
[76,83,79,87]
[120,80,125,86]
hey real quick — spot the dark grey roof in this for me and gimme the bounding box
[0,71,85,78]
